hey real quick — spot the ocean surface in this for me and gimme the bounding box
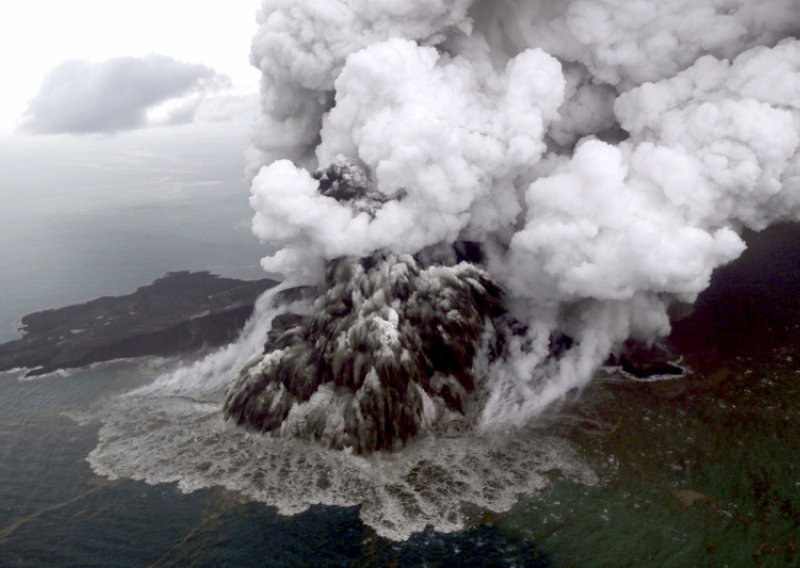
[0,363,550,566]
[1,126,798,565]
[1,347,797,565]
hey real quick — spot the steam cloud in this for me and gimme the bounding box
[235,0,800,447]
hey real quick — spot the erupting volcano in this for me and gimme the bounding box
[221,0,800,451]
[79,0,800,543]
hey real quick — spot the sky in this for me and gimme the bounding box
[0,1,274,338]
[0,1,261,134]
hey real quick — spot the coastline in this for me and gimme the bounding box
[0,271,278,378]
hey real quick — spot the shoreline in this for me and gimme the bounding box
[0,271,278,378]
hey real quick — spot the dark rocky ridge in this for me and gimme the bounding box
[223,156,505,453]
[0,271,278,377]
[224,253,504,453]
[611,342,686,379]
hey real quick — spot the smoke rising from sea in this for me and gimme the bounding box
[89,0,800,539]
[242,0,800,435]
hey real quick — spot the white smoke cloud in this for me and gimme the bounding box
[247,0,475,169]
[251,38,565,273]
[23,55,232,134]
[246,0,800,427]
[476,0,800,88]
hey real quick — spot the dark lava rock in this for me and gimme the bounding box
[224,155,507,453]
[0,271,278,377]
[619,355,684,379]
[223,253,504,454]
[610,341,685,379]
[313,155,388,216]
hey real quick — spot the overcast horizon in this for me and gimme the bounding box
[0,1,260,136]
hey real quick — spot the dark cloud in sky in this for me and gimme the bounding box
[22,55,230,134]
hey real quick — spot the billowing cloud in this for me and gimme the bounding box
[22,54,231,134]
[243,0,800,428]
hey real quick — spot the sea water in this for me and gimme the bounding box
[2,344,797,565]
[0,363,553,566]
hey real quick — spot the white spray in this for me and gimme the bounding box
[246,0,800,425]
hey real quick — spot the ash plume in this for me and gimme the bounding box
[229,0,800,450]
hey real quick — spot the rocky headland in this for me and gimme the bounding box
[0,271,277,377]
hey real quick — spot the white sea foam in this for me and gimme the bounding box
[89,393,595,541]
[88,288,596,541]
